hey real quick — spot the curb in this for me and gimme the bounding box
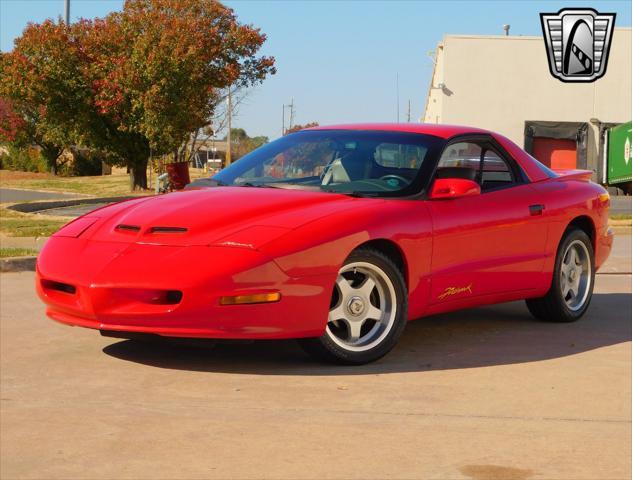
[7,196,143,214]
[0,256,37,273]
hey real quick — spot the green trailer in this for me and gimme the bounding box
[606,121,632,194]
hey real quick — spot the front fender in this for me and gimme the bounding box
[260,199,434,319]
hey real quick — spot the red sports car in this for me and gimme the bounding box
[36,124,613,364]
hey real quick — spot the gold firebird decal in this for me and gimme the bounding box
[438,284,473,300]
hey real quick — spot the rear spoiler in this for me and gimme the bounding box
[552,169,593,182]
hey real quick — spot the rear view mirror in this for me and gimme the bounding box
[430,178,481,200]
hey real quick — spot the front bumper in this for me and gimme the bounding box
[36,237,333,339]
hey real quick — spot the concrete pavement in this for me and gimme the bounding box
[602,233,632,274]
[1,272,630,479]
[611,195,632,215]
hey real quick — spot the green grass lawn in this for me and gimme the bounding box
[0,170,147,196]
[1,168,209,197]
[0,247,39,258]
[0,207,67,237]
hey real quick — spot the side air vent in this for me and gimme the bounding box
[41,279,76,295]
[116,224,141,232]
[149,226,188,234]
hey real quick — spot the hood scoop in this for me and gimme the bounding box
[116,224,141,233]
[149,226,188,234]
[115,224,187,235]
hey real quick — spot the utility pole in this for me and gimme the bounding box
[288,98,295,131]
[282,104,285,135]
[282,99,296,135]
[407,100,411,123]
[64,0,70,23]
[225,89,232,166]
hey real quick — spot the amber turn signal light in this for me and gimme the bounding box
[219,292,281,306]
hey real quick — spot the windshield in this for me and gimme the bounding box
[212,130,445,197]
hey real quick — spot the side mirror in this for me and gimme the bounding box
[430,178,481,200]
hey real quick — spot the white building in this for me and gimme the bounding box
[422,28,632,186]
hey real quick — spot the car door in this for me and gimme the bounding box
[427,136,548,305]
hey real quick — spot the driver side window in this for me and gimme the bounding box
[436,141,516,191]
[436,142,482,182]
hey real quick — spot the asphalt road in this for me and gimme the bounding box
[1,272,630,479]
[0,188,83,203]
[36,203,111,217]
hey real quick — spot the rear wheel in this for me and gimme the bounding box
[526,227,594,322]
[299,248,407,365]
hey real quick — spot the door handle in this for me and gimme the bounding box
[529,204,545,216]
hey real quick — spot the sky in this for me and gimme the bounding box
[1,0,631,140]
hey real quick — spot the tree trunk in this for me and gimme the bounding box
[40,144,62,176]
[129,157,148,190]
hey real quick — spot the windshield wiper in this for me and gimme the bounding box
[322,190,380,198]
[237,182,286,189]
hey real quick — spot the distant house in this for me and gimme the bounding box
[189,139,229,168]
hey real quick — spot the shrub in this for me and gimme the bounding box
[0,144,47,173]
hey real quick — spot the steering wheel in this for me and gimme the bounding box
[379,174,409,187]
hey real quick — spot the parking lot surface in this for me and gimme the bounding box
[1,272,630,479]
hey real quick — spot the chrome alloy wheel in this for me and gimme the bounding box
[560,239,592,311]
[326,261,397,352]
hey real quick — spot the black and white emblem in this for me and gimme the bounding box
[540,8,616,83]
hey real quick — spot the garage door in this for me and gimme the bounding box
[532,137,577,170]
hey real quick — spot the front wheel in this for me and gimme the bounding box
[526,227,595,322]
[299,248,408,365]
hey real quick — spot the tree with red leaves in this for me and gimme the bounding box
[0,0,274,188]
[285,122,319,135]
[0,21,79,175]
[0,98,25,143]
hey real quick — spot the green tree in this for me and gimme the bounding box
[224,127,268,160]
[85,0,275,188]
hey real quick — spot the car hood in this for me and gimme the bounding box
[82,187,373,248]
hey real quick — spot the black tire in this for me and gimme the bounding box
[298,248,408,365]
[525,227,595,322]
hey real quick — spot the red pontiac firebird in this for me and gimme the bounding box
[36,124,613,364]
